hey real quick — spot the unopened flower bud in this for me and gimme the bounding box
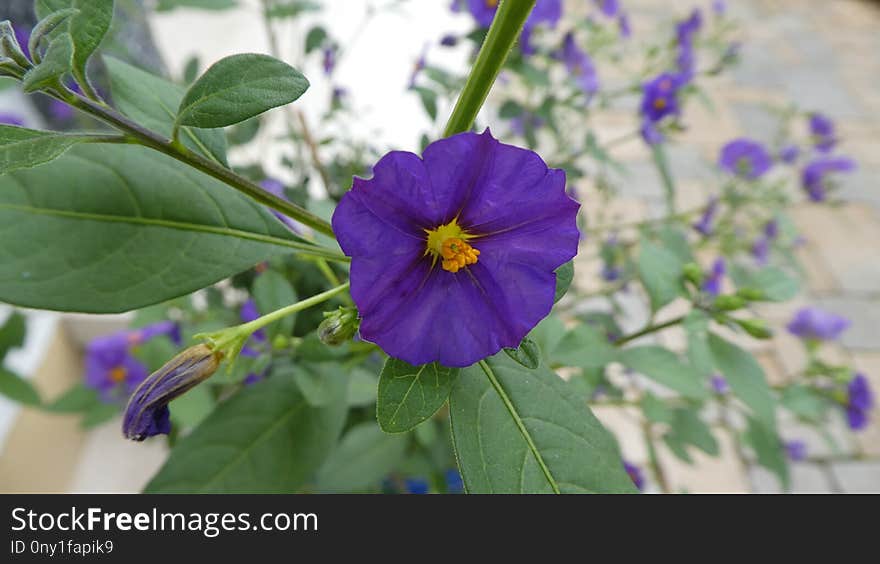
[735,318,773,340]
[682,262,703,286]
[0,22,31,70]
[317,306,359,346]
[123,344,221,441]
[714,294,746,311]
[736,287,766,301]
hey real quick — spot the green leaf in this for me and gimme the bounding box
[347,367,377,407]
[650,143,677,213]
[305,26,327,54]
[22,33,73,93]
[68,0,114,77]
[252,269,298,342]
[105,57,227,165]
[169,384,214,429]
[0,311,26,359]
[638,238,683,312]
[450,354,637,493]
[504,337,541,370]
[0,126,95,175]
[553,324,617,369]
[35,0,75,20]
[657,225,694,264]
[0,145,315,313]
[376,358,459,434]
[780,385,828,421]
[553,260,574,303]
[265,0,321,18]
[27,8,78,59]
[744,416,789,490]
[156,0,237,10]
[80,401,119,428]
[684,310,714,377]
[641,392,673,424]
[668,408,719,456]
[291,363,344,407]
[731,265,799,302]
[0,368,41,406]
[412,86,438,121]
[528,315,566,363]
[708,333,776,431]
[618,346,708,400]
[145,370,348,493]
[44,384,100,413]
[177,54,309,129]
[315,422,407,492]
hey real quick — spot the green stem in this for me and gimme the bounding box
[443,0,536,137]
[48,88,336,238]
[614,315,686,347]
[651,143,678,215]
[240,282,350,336]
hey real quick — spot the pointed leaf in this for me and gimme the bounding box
[619,346,708,400]
[708,333,776,431]
[0,126,94,174]
[316,422,407,492]
[376,358,459,433]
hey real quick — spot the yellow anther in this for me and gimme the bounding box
[653,97,667,110]
[485,0,499,7]
[110,366,127,383]
[424,220,481,273]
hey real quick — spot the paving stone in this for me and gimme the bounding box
[829,461,880,493]
[731,103,780,142]
[816,297,880,350]
[656,428,750,493]
[749,463,833,494]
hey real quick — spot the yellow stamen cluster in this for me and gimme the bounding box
[440,237,480,273]
[110,366,128,383]
[485,0,499,7]
[653,97,667,110]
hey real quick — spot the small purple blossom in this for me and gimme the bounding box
[846,373,874,431]
[465,0,562,54]
[801,156,856,202]
[596,0,620,18]
[702,258,726,296]
[786,307,850,341]
[784,440,807,461]
[322,46,337,76]
[809,113,837,153]
[440,34,458,47]
[404,478,430,494]
[260,178,302,232]
[752,237,769,266]
[718,138,773,180]
[240,298,266,343]
[408,45,428,89]
[641,73,681,123]
[712,0,726,16]
[561,33,599,99]
[692,196,719,237]
[332,129,579,367]
[711,374,729,394]
[779,144,799,164]
[676,9,703,43]
[640,119,664,145]
[123,345,220,441]
[674,10,702,84]
[618,13,632,38]
[0,113,24,126]
[623,461,644,491]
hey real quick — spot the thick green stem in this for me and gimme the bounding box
[49,88,337,239]
[443,0,536,137]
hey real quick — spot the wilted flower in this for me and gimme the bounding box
[846,373,874,431]
[623,461,644,491]
[123,344,221,441]
[561,33,599,99]
[801,156,856,202]
[787,307,850,341]
[84,321,181,403]
[702,258,726,296]
[692,196,719,237]
[718,138,772,179]
[779,144,799,164]
[809,113,837,153]
[332,129,579,367]
[784,440,807,461]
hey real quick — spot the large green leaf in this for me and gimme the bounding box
[376,358,459,433]
[315,422,407,492]
[104,57,227,165]
[449,353,637,494]
[0,126,94,174]
[177,54,309,129]
[0,145,313,313]
[618,346,708,400]
[708,333,776,431]
[145,370,348,493]
[744,416,789,490]
[638,239,683,312]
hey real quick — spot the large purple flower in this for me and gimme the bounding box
[846,373,873,431]
[718,138,772,180]
[84,321,181,403]
[809,113,837,153]
[332,129,579,367]
[786,307,850,341]
[561,33,599,99]
[801,156,856,202]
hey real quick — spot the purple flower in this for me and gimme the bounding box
[711,374,729,394]
[332,129,579,368]
[596,0,620,17]
[764,219,779,239]
[801,156,856,202]
[640,119,664,145]
[623,461,644,491]
[809,113,837,153]
[784,440,807,461]
[508,111,544,137]
[445,469,464,493]
[640,73,681,123]
[752,237,770,266]
[702,258,725,296]
[676,39,696,84]
[466,0,562,54]
[779,144,799,164]
[786,307,850,341]
[676,9,703,43]
[718,138,772,179]
[846,373,873,431]
[123,345,220,441]
[260,178,302,232]
[618,13,632,38]
[408,45,428,89]
[561,33,599,99]
[404,477,429,494]
[712,0,726,16]
[0,112,24,126]
[84,321,181,403]
[692,196,719,236]
[13,24,30,58]
[440,34,458,47]
[322,46,336,76]
[240,298,266,342]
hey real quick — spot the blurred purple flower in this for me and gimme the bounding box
[260,178,302,233]
[508,111,544,137]
[596,0,620,17]
[404,478,430,494]
[787,307,850,341]
[641,73,681,123]
[0,113,25,126]
[702,258,725,296]
[676,9,703,43]
[801,156,855,202]
[440,34,458,47]
[408,45,428,89]
[623,461,644,491]
[718,138,772,179]
[809,113,837,153]
[240,298,266,343]
[618,13,632,38]
[784,440,807,461]
[561,33,599,99]
[640,119,664,145]
[846,373,874,431]
[712,0,726,16]
[711,374,729,394]
[692,196,719,236]
[465,0,562,54]
[322,46,336,76]
[779,144,799,164]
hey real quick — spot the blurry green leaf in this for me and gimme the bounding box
[68,0,114,77]
[657,225,694,264]
[44,384,100,413]
[638,239,683,312]
[0,368,41,406]
[449,353,637,493]
[182,55,200,84]
[780,385,827,421]
[619,346,708,400]
[316,422,407,492]
[305,26,327,54]
[156,0,237,10]
[347,367,378,407]
[0,311,26,359]
[744,416,789,490]
[376,358,458,433]
[145,370,348,492]
[528,315,566,363]
[553,260,574,303]
[504,337,540,370]
[177,54,309,129]
[412,86,438,121]
[708,333,776,431]
[554,324,617,369]
[253,269,298,343]
[290,362,344,407]
[684,310,714,377]
[669,408,718,456]
[641,392,673,424]
[80,401,119,428]
[266,0,321,18]
[731,265,799,302]
[226,116,261,146]
[169,384,214,429]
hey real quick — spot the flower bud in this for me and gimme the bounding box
[0,22,31,70]
[317,307,359,346]
[713,294,746,311]
[682,262,703,286]
[736,287,766,301]
[122,344,221,441]
[735,318,773,340]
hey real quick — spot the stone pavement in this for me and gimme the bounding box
[580,0,880,492]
